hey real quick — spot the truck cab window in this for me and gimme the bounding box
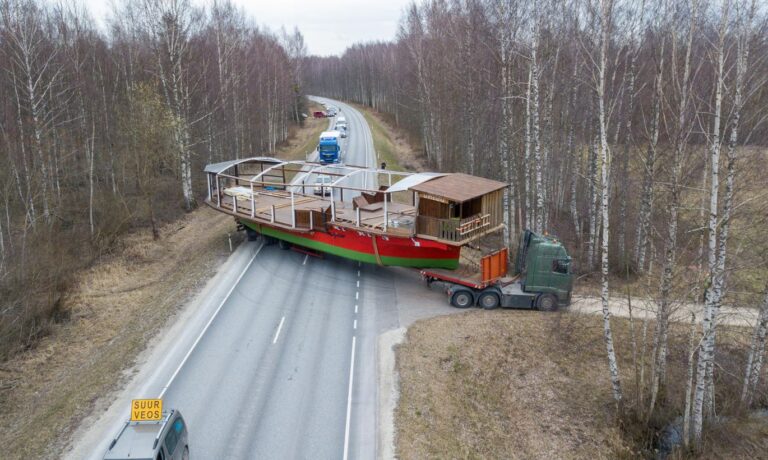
[553,259,569,274]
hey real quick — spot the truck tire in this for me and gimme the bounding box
[278,239,292,250]
[477,290,500,310]
[450,289,474,309]
[536,293,558,312]
[245,227,259,241]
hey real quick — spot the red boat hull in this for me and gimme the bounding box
[243,221,460,269]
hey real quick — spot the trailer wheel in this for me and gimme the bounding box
[477,291,500,310]
[278,239,292,250]
[536,294,558,312]
[450,289,474,309]
[245,228,259,241]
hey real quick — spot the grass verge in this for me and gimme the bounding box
[395,310,766,459]
[360,109,403,171]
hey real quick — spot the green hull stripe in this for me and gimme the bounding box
[244,222,459,269]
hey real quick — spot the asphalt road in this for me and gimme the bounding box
[67,97,460,460]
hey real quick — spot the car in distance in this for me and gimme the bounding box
[335,123,347,137]
[313,175,333,196]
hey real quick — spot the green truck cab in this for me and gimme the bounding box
[421,229,574,310]
[515,230,573,306]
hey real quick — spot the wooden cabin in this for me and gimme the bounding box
[411,173,506,244]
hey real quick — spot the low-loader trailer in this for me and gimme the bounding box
[421,230,573,310]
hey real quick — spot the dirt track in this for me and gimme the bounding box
[570,295,758,327]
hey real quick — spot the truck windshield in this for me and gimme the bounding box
[319,145,337,153]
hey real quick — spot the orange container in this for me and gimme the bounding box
[481,248,508,283]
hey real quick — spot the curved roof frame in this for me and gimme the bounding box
[206,157,419,194]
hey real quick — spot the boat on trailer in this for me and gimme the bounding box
[203,157,507,269]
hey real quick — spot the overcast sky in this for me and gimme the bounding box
[85,0,414,56]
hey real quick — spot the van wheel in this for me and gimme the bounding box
[536,294,558,312]
[450,289,474,309]
[477,291,500,310]
[182,446,189,460]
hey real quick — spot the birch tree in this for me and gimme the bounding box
[596,0,623,409]
[648,0,698,419]
[140,0,198,211]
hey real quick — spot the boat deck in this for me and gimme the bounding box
[215,186,417,237]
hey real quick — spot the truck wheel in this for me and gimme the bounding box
[245,228,259,241]
[278,239,291,250]
[450,289,474,309]
[536,294,558,312]
[477,291,500,310]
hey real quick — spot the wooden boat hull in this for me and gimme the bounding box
[242,221,460,269]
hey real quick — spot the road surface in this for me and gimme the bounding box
[66,97,458,460]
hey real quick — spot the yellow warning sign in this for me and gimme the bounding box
[131,399,163,421]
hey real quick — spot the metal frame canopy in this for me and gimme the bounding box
[207,156,421,194]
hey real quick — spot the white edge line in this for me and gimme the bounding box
[158,242,263,398]
[272,316,286,344]
[355,292,359,300]
[343,336,357,460]
[353,319,357,329]
[355,304,358,314]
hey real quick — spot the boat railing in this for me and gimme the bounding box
[416,213,491,242]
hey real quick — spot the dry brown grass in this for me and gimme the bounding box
[396,311,631,459]
[395,310,767,459]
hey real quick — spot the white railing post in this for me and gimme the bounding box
[271,205,275,223]
[383,195,388,231]
[356,207,361,227]
[207,174,211,201]
[216,176,221,207]
[233,194,237,213]
[331,199,336,222]
[310,211,314,229]
[250,184,255,218]
[290,190,296,228]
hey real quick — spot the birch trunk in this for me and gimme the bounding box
[567,59,580,242]
[618,49,637,265]
[524,65,533,229]
[694,0,727,443]
[587,136,598,270]
[635,36,664,271]
[498,0,515,250]
[531,22,544,234]
[598,0,622,408]
[683,312,698,448]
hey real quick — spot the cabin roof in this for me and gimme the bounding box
[410,173,507,202]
